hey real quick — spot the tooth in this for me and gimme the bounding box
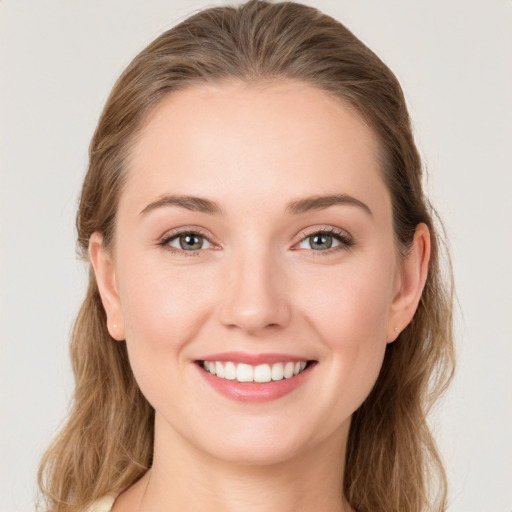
[284,362,294,379]
[271,363,284,381]
[254,364,271,383]
[224,362,237,380]
[204,360,308,381]
[215,362,225,378]
[237,363,254,382]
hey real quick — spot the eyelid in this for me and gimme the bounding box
[157,226,220,252]
[157,225,354,255]
[292,225,354,253]
[295,225,353,243]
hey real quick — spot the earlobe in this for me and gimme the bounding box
[387,223,431,343]
[88,232,125,341]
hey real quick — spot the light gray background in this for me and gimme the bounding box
[1,1,511,511]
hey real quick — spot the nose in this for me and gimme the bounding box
[218,248,292,335]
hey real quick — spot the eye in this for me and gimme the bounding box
[295,228,353,252]
[161,231,214,252]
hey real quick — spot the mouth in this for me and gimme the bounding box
[197,359,313,383]
[194,355,317,402]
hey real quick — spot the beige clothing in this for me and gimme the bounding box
[84,495,116,512]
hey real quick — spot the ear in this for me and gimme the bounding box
[387,223,430,343]
[88,232,125,341]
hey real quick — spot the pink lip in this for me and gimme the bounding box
[197,351,310,365]
[194,359,316,403]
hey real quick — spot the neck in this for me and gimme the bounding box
[140,414,351,512]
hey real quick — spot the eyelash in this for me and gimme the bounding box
[296,227,354,257]
[158,227,354,257]
[158,228,215,257]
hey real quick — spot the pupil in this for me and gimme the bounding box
[180,234,202,250]
[311,234,332,250]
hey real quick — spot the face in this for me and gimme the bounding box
[92,80,426,466]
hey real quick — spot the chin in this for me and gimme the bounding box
[205,436,306,466]
[189,415,333,467]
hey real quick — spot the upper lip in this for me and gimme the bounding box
[196,351,313,365]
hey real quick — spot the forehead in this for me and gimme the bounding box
[123,80,389,217]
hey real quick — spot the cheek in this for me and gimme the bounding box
[117,260,214,395]
[298,254,395,345]
[295,255,394,410]
[120,254,213,335]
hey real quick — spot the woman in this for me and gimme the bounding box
[38,1,454,511]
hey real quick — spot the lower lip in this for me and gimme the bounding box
[195,363,316,403]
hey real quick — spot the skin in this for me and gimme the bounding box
[90,80,430,512]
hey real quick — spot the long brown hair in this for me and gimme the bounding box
[38,2,455,511]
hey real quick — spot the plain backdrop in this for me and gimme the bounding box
[1,1,511,511]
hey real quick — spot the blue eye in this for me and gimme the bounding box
[159,227,352,256]
[162,232,213,251]
[297,229,353,252]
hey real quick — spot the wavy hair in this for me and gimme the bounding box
[38,1,454,511]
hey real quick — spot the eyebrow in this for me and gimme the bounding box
[139,193,372,217]
[140,195,225,216]
[286,193,373,217]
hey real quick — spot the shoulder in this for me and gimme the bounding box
[84,495,117,512]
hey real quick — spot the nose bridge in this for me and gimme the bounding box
[219,239,292,334]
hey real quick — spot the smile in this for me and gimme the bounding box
[200,360,308,383]
[195,354,317,403]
